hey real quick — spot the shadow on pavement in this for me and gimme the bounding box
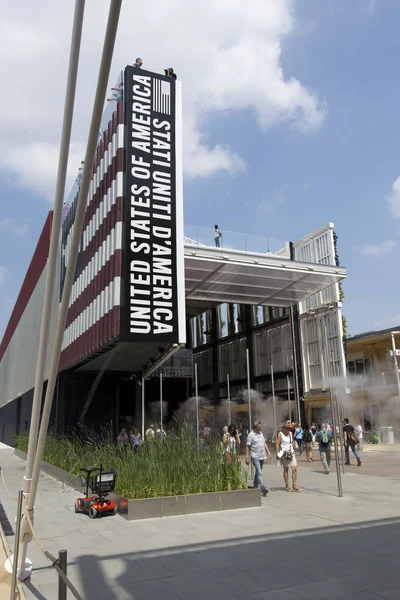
[57,515,400,600]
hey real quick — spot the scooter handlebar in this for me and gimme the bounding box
[79,466,100,474]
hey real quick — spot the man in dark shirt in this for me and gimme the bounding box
[343,418,361,466]
[133,57,143,68]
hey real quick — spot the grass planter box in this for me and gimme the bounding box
[14,449,261,520]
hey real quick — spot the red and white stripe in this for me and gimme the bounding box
[60,103,124,370]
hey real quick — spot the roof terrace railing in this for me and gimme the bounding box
[184,224,288,257]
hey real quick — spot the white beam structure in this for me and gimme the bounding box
[184,246,346,309]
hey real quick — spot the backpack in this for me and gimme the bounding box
[321,429,329,444]
[303,430,312,443]
[347,428,359,445]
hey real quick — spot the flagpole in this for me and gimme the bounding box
[227,373,231,424]
[160,372,163,432]
[17,1,123,580]
[194,363,199,442]
[12,0,86,580]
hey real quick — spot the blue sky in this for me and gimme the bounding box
[0,0,399,338]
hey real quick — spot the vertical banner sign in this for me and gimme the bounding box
[122,66,184,342]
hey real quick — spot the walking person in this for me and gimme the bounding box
[129,426,141,451]
[223,424,240,465]
[276,421,299,492]
[355,419,364,452]
[145,424,155,440]
[294,423,304,455]
[214,225,222,248]
[302,425,314,462]
[343,418,362,466]
[315,423,333,474]
[117,428,128,450]
[311,422,317,446]
[245,421,272,497]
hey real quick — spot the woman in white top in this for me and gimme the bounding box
[223,425,240,465]
[276,420,299,492]
[214,224,222,248]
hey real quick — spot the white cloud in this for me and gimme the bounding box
[0,0,325,202]
[0,218,30,240]
[0,267,9,284]
[361,240,397,257]
[386,176,400,218]
[257,186,288,215]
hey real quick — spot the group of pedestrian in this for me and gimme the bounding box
[117,424,167,450]
[244,416,363,495]
[314,418,362,474]
[117,427,141,451]
[244,420,298,496]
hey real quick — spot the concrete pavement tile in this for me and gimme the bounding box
[124,578,199,600]
[377,591,399,600]
[238,590,296,600]
[287,578,379,599]
[22,580,47,600]
[135,555,195,576]
[350,593,386,599]
[159,574,234,600]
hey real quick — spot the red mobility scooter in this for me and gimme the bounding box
[74,465,117,518]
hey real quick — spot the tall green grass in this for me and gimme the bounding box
[16,429,246,499]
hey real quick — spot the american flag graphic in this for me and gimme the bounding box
[153,79,171,115]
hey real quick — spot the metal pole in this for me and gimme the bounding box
[58,550,67,600]
[391,333,400,409]
[17,0,86,579]
[289,306,301,425]
[246,349,252,428]
[329,381,343,497]
[323,322,343,496]
[227,373,231,424]
[19,1,123,580]
[141,379,145,439]
[194,363,199,442]
[271,365,277,436]
[335,390,346,474]
[160,372,163,432]
[10,490,23,600]
[286,374,291,422]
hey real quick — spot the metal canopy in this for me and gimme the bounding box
[184,246,346,310]
[78,246,345,373]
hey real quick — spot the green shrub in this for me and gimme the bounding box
[16,429,246,499]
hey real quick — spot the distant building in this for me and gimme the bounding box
[346,327,400,431]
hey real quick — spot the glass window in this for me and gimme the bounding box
[191,317,198,348]
[237,304,246,332]
[219,304,228,338]
[364,357,372,374]
[203,310,212,344]
[254,306,264,326]
[347,360,355,373]
[355,359,364,375]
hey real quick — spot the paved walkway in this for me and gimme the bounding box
[0,444,399,599]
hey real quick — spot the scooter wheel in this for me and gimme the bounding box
[89,506,97,519]
[74,501,80,513]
